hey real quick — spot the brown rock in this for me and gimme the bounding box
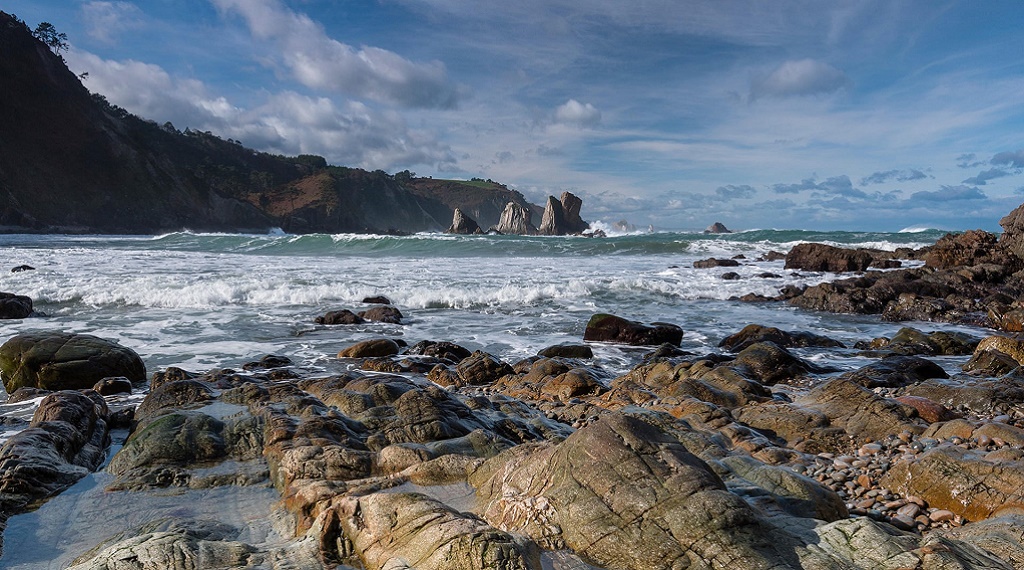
[339,339,401,358]
[583,314,683,346]
[784,243,873,272]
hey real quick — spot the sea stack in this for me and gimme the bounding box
[446,208,483,234]
[704,222,732,234]
[493,202,537,235]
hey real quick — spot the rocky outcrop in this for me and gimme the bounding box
[445,208,483,234]
[785,243,874,272]
[532,192,589,236]
[0,292,34,319]
[0,331,146,392]
[492,202,537,235]
[999,201,1024,260]
[720,324,845,352]
[704,222,732,234]
[693,257,740,268]
[583,313,683,346]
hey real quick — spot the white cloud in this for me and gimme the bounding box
[750,59,849,100]
[80,1,143,43]
[66,50,455,171]
[553,99,601,127]
[210,0,459,109]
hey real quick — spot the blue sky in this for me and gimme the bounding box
[14,1,1024,231]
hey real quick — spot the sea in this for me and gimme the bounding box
[0,224,997,568]
[0,225,978,437]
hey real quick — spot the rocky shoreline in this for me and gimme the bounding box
[6,209,1024,568]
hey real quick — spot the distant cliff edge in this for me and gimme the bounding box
[0,12,562,235]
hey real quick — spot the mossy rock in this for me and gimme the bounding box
[0,331,146,393]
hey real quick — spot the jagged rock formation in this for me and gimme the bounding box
[445,208,482,234]
[704,221,732,234]
[492,202,538,235]
[538,192,588,235]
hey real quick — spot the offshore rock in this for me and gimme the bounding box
[0,331,146,393]
[785,243,874,272]
[493,202,537,235]
[559,191,588,234]
[537,196,567,236]
[357,305,403,324]
[0,292,34,319]
[315,309,365,325]
[338,339,401,358]
[704,221,732,234]
[446,207,483,235]
[583,313,683,346]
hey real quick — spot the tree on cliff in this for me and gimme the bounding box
[33,22,67,54]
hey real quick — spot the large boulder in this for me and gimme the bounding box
[445,207,483,235]
[720,324,845,352]
[0,292,34,319]
[784,243,873,272]
[583,314,683,346]
[0,332,146,393]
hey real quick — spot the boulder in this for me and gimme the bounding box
[703,222,732,234]
[784,243,874,272]
[492,202,536,235]
[719,324,845,352]
[583,313,683,346]
[338,339,401,358]
[405,340,473,363]
[693,258,740,268]
[445,207,483,235]
[861,327,980,356]
[0,292,34,319]
[559,191,588,234]
[537,343,593,359]
[93,376,133,396]
[0,331,146,393]
[358,305,403,324]
[455,351,514,386]
[730,341,833,385]
[837,355,949,388]
[362,295,392,304]
[315,309,365,325]
[10,265,34,273]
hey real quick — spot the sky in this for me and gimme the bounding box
[13,1,1024,231]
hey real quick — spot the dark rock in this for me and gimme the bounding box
[405,340,473,363]
[135,379,215,422]
[758,251,787,262]
[693,257,740,268]
[538,343,593,359]
[315,309,365,325]
[0,331,146,393]
[241,354,293,370]
[869,326,980,356]
[893,395,959,423]
[537,195,568,236]
[338,339,401,358]
[583,313,683,346]
[445,207,483,234]
[870,259,902,269]
[721,272,741,280]
[150,367,201,392]
[358,305,403,324]
[93,376,133,396]
[640,342,692,362]
[719,324,845,352]
[5,386,51,403]
[10,265,34,272]
[784,243,873,272]
[0,292,33,319]
[703,222,732,234]
[730,341,833,385]
[925,230,1011,269]
[362,295,392,304]
[559,191,588,234]
[838,355,949,388]
[1000,202,1024,261]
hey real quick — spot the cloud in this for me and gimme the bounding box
[771,175,865,198]
[715,184,756,200]
[211,0,459,109]
[80,1,143,43]
[962,168,1012,186]
[909,185,986,202]
[860,169,927,185]
[956,153,984,169]
[750,59,849,101]
[67,50,454,170]
[991,149,1024,169]
[771,178,819,194]
[553,99,601,127]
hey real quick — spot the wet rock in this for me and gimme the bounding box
[362,295,392,304]
[730,341,834,385]
[405,340,473,363]
[446,207,483,234]
[358,305,403,324]
[704,222,732,234]
[968,335,1024,366]
[838,355,949,388]
[10,265,34,273]
[134,379,215,422]
[0,292,34,319]
[719,324,845,352]
[315,309,365,325]
[785,243,873,272]
[5,386,51,403]
[924,229,1012,269]
[0,331,146,393]
[796,378,922,448]
[149,367,201,392]
[583,313,683,346]
[864,327,980,356]
[241,354,293,370]
[0,390,110,529]
[537,343,593,359]
[894,395,959,423]
[92,376,133,396]
[693,257,740,268]
[338,339,401,358]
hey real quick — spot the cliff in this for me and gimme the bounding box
[0,12,545,235]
